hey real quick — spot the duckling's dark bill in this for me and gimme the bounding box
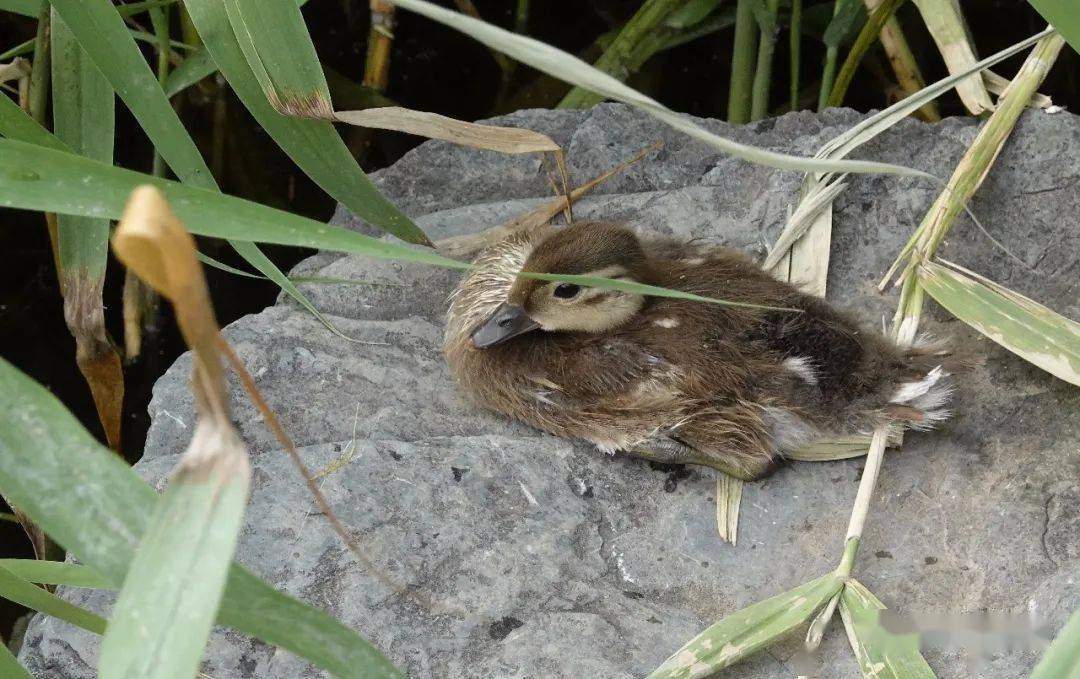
[472,303,540,348]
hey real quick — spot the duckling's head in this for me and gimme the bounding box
[472,222,652,348]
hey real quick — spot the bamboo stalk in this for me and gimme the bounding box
[727,0,758,123]
[750,0,781,120]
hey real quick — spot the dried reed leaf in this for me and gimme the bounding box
[983,70,1053,109]
[333,106,561,154]
[0,56,30,82]
[919,259,1080,386]
[912,0,993,114]
[788,435,873,461]
[648,573,844,678]
[767,26,1052,288]
[715,473,742,545]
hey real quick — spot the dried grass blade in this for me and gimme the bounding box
[880,30,1065,288]
[839,578,935,678]
[912,0,992,114]
[715,473,742,545]
[333,106,560,154]
[788,435,873,461]
[919,259,1080,386]
[983,70,1053,109]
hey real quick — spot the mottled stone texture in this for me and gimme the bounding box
[20,105,1079,678]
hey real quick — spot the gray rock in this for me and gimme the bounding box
[20,105,1079,678]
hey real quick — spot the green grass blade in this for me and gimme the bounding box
[0,0,39,18]
[919,259,1080,386]
[0,138,460,268]
[0,357,405,678]
[648,573,844,677]
[226,0,332,110]
[48,0,214,188]
[1031,611,1080,679]
[0,139,801,310]
[1027,0,1080,54]
[0,640,31,679]
[183,0,432,245]
[839,579,935,678]
[0,559,112,589]
[162,47,216,97]
[99,421,251,679]
[0,564,107,635]
[49,0,351,338]
[389,0,933,179]
[0,88,67,150]
[50,10,114,282]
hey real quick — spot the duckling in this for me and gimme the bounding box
[444,221,969,481]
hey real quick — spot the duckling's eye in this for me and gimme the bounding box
[553,283,581,299]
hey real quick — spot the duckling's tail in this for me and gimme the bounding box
[884,335,981,430]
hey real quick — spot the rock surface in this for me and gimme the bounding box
[20,105,1080,678]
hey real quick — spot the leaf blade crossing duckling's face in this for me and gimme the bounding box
[471,223,652,348]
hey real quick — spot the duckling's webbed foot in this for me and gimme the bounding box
[626,436,701,466]
[626,434,778,482]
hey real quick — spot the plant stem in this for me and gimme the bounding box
[150,5,170,178]
[728,0,757,123]
[828,0,905,108]
[559,0,684,109]
[861,0,939,121]
[880,30,1066,288]
[789,0,802,111]
[750,0,780,120]
[515,0,529,34]
[363,0,395,92]
[840,31,1065,582]
[28,1,50,124]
